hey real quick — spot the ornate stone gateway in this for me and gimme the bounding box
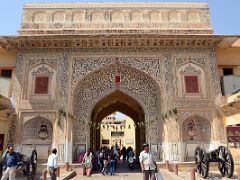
[72,64,162,158]
[8,2,227,163]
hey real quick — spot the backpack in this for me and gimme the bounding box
[103,152,108,160]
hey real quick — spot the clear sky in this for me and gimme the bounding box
[0,0,239,35]
[115,111,127,120]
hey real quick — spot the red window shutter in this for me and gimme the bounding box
[34,76,49,94]
[184,76,199,93]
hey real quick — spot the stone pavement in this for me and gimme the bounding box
[179,171,238,180]
[74,160,143,180]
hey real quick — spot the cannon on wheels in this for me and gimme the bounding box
[17,149,38,176]
[195,146,234,179]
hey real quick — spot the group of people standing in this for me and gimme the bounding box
[81,143,158,180]
[1,143,158,180]
[81,145,134,176]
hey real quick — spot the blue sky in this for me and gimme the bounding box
[115,111,127,120]
[0,0,239,35]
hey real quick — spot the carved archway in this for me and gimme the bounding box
[72,64,162,157]
[22,116,53,144]
[22,116,53,162]
[91,90,145,156]
[182,115,211,161]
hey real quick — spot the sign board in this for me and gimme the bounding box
[102,139,109,144]
[111,131,124,137]
[227,126,240,142]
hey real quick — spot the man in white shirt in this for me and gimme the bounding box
[139,143,157,180]
[47,148,58,180]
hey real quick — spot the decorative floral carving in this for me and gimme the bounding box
[7,110,17,145]
[72,56,163,86]
[73,64,162,144]
[22,116,53,144]
[182,115,211,141]
[28,57,58,68]
[32,65,53,75]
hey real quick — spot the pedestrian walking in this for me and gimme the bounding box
[1,145,20,180]
[121,147,127,161]
[82,149,93,176]
[109,151,116,175]
[101,148,109,175]
[47,148,58,180]
[139,143,158,180]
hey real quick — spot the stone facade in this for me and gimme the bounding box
[3,2,227,162]
[20,2,212,35]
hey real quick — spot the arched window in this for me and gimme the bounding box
[27,64,57,100]
[182,115,211,161]
[176,62,207,99]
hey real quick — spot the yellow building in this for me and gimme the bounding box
[217,39,240,160]
[100,114,136,151]
[0,47,16,155]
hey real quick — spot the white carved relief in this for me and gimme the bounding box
[22,116,53,144]
[22,12,33,23]
[71,56,163,87]
[182,115,211,161]
[72,64,162,144]
[149,11,161,22]
[22,112,56,124]
[169,11,180,23]
[182,115,211,142]
[53,11,65,22]
[72,11,85,22]
[111,11,124,22]
[188,12,199,22]
[178,111,212,126]
[130,11,143,22]
[91,11,104,22]
[33,12,45,23]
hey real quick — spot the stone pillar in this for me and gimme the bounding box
[65,117,73,163]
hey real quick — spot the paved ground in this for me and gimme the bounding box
[12,162,239,180]
[179,171,238,180]
[75,160,143,180]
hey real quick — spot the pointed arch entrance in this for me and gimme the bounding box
[91,90,145,156]
[72,64,162,160]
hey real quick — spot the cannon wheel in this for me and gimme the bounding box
[30,149,37,176]
[194,146,209,178]
[218,146,234,178]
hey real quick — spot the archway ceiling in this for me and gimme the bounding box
[92,90,144,123]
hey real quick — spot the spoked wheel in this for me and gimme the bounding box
[194,146,209,178]
[195,146,202,174]
[30,149,38,176]
[218,146,234,178]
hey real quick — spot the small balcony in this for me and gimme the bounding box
[221,75,240,95]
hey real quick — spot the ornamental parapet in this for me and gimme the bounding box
[20,2,213,35]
